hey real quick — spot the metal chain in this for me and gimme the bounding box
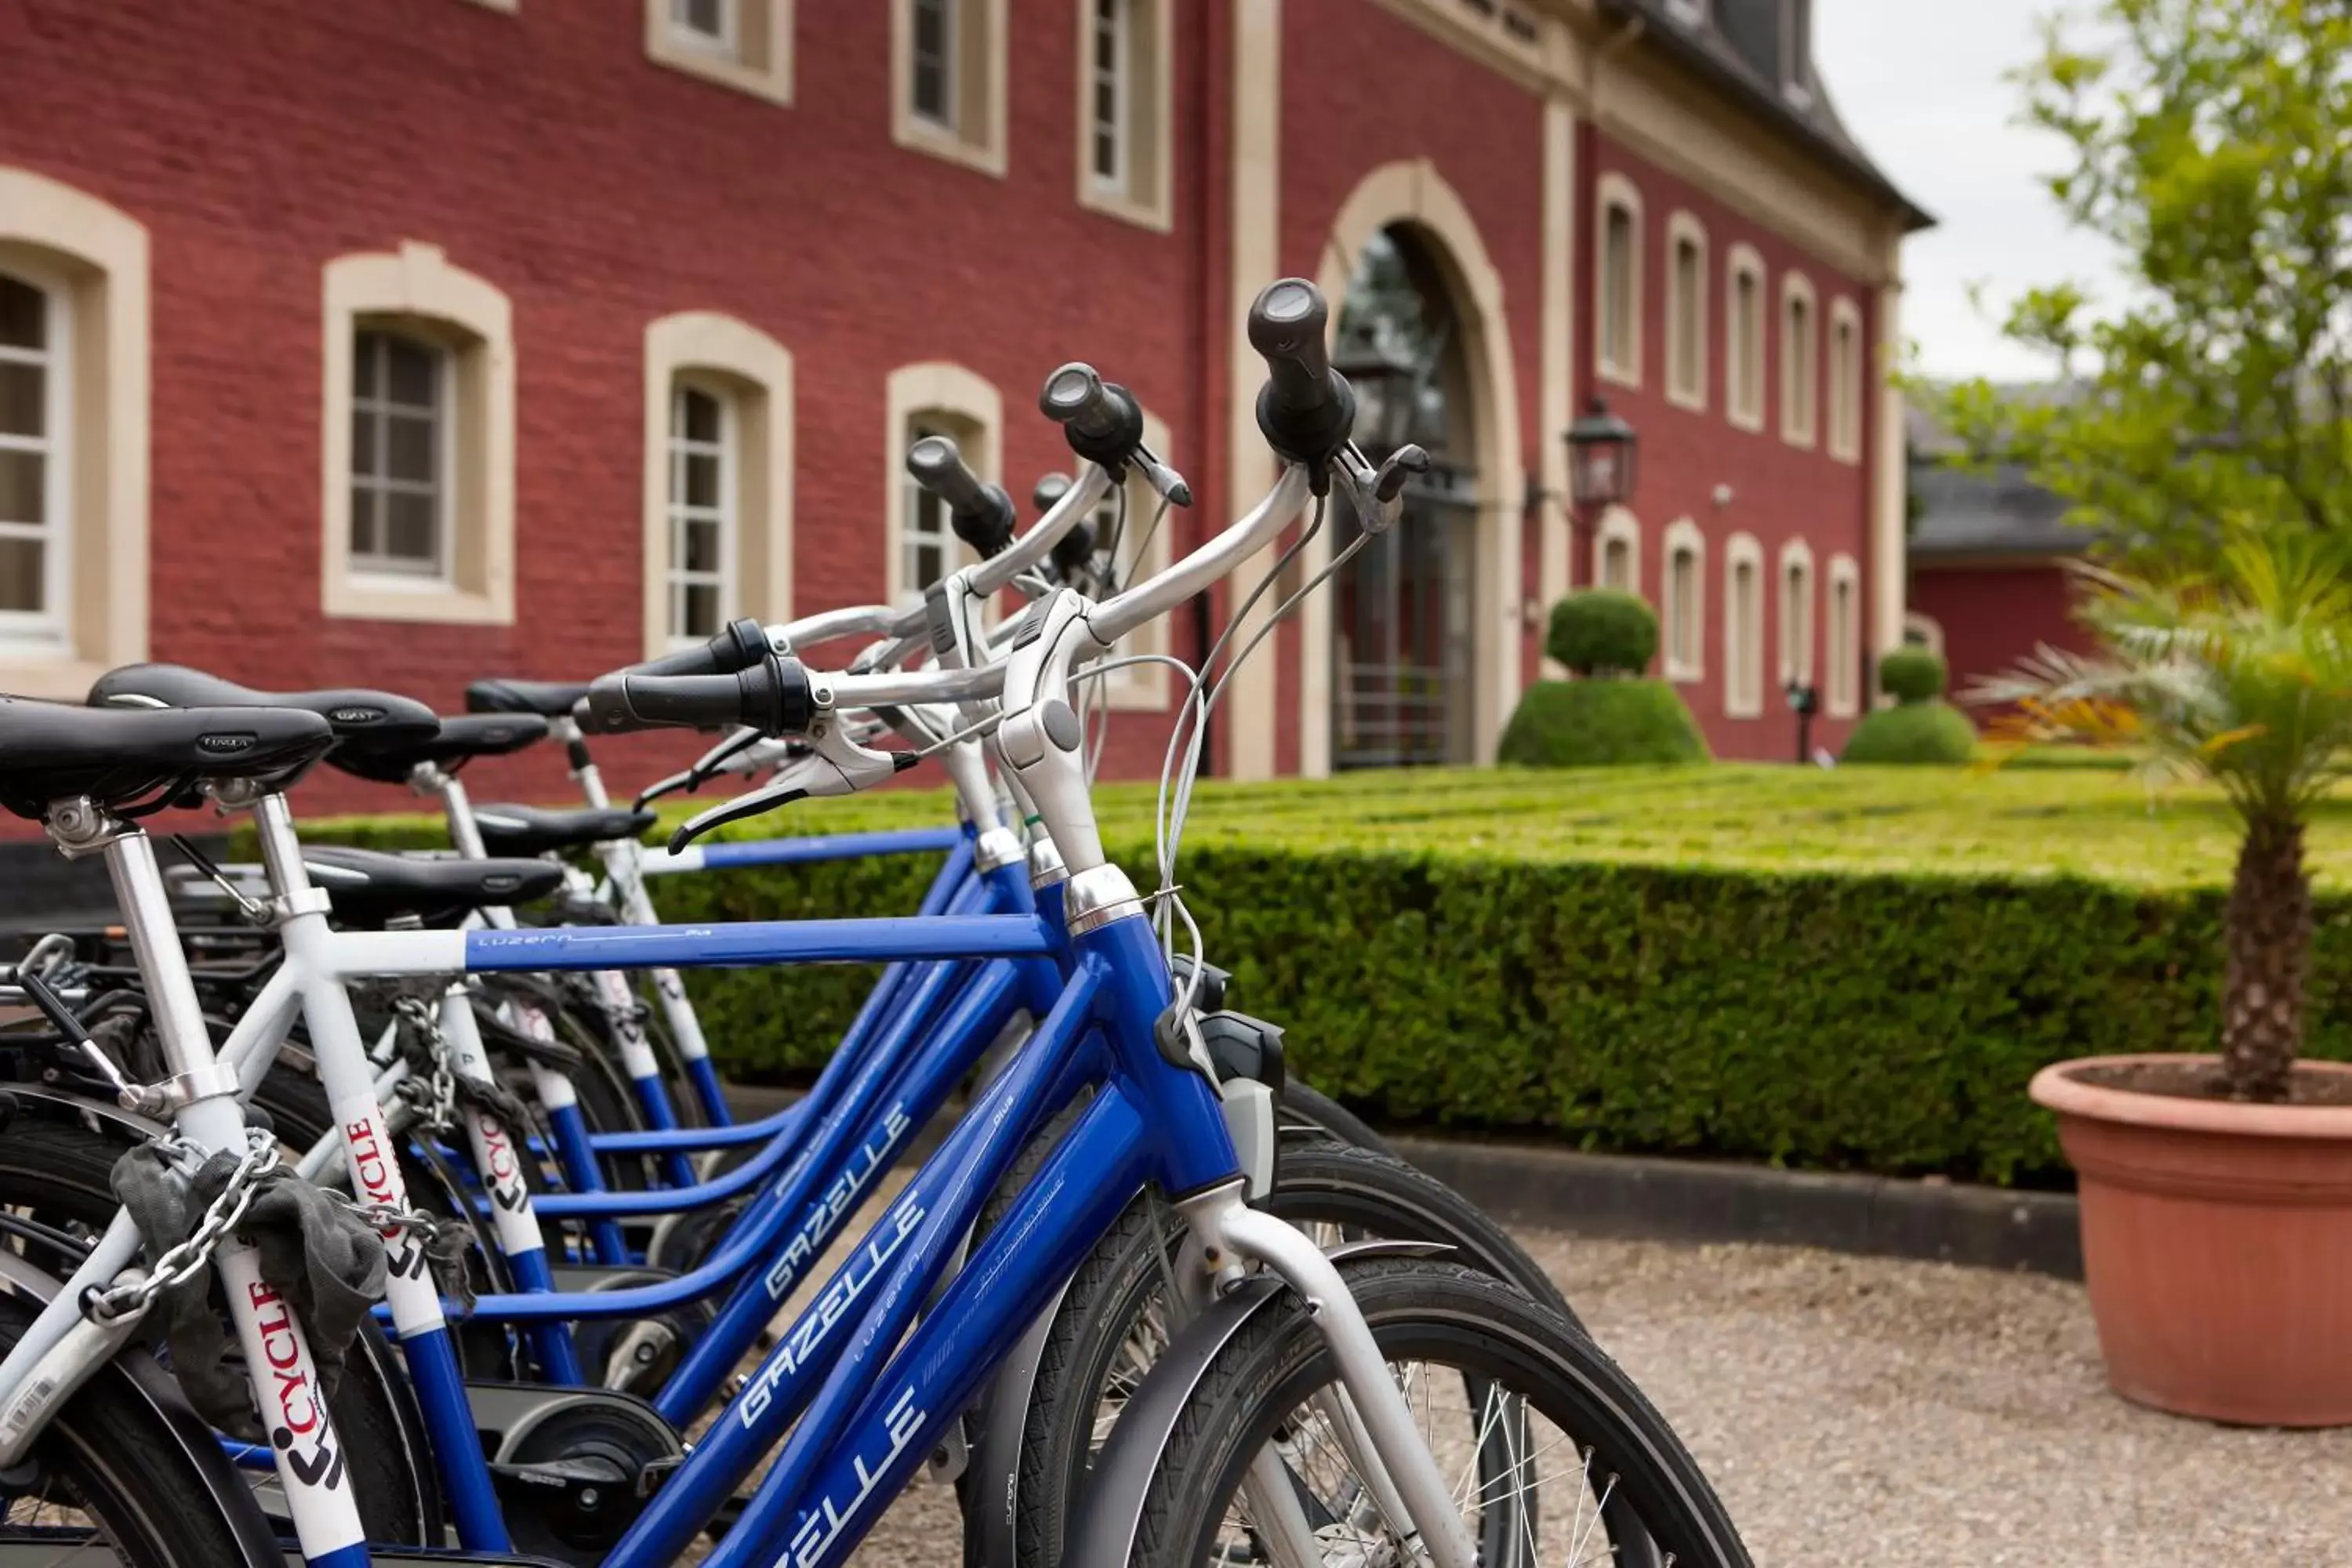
[321,1190,459,1250]
[391,994,458,1133]
[86,1130,279,1327]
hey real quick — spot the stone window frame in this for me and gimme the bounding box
[1074,0,1173,231]
[640,311,795,661]
[1725,242,1766,433]
[644,0,793,106]
[1662,209,1708,412]
[321,243,515,624]
[894,0,1009,178]
[1661,517,1707,684]
[1780,269,1820,449]
[884,361,1003,607]
[1594,172,1645,390]
[0,166,148,698]
[1723,530,1765,717]
[1827,294,1864,463]
[1593,505,1642,598]
[1778,537,1815,688]
[1826,552,1862,717]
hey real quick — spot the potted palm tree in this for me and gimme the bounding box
[1983,528,2352,1425]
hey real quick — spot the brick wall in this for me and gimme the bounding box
[1582,130,1878,760]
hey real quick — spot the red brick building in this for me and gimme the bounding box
[0,0,1926,815]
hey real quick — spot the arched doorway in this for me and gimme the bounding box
[1328,225,1482,769]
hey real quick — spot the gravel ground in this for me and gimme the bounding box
[1535,1235,2352,1566]
[732,1205,2352,1565]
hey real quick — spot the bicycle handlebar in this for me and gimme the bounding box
[624,617,773,680]
[579,654,815,737]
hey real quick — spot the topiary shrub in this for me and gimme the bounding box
[1547,590,1657,677]
[1842,644,1976,764]
[1878,646,1949,704]
[1840,702,1979,764]
[1497,679,1711,768]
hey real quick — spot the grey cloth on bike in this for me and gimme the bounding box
[111,1144,387,1440]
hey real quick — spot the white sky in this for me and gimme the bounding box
[1812,0,2122,381]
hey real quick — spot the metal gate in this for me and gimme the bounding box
[1330,461,1477,770]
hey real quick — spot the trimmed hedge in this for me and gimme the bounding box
[1547,590,1658,677]
[1842,702,1979,765]
[270,766,2352,1187]
[1497,680,1710,768]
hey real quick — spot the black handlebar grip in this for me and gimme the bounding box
[1248,279,1334,416]
[579,655,817,737]
[906,436,1016,557]
[1247,278,1357,472]
[628,617,771,679]
[1040,364,1122,441]
[906,435,987,513]
[1032,472,1073,516]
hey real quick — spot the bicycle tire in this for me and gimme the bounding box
[1124,1258,1751,1568]
[0,1294,299,1568]
[1275,1080,1392,1155]
[0,1117,441,1545]
[969,1141,1584,1568]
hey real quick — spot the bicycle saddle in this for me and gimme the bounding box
[466,677,593,719]
[326,713,550,786]
[471,802,658,857]
[88,663,442,775]
[0,697,336,820]
[299,845,564,927]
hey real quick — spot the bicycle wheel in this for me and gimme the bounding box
[1276,1080,1392,1156]
[1120,1258,1751,1568]
[967,1141,1588,1568]
[0,1117,441,1544]
[0,1294,284,1568]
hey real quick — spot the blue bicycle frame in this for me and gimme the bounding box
[380,885,1236,1568]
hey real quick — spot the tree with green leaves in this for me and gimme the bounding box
[1937,0,2352,565]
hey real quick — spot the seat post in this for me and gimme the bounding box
[51,802,244,1151]
[554,714,612,809]
[410,762,520,931]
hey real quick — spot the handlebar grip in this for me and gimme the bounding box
[628,617,771,679]
[1247,279,1335,416]
[580,655,817,737]
[906,436,987,513]
[1247,278,1357,470]
[1040,364,1121,441]
[906,436,1017,558]
[1032,472,1073,516]
[1040,363,1145,467]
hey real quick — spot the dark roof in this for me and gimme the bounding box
[1909,461,2086,560]
[1599,0,1935,232]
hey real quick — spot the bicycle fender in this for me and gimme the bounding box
[0,1250,287,1568]
[967,1274,1078,1568]
[0,1083,170,1145]
[1058,1237,1450,1567]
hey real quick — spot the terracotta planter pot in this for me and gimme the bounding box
[2031,1054,2352,1426]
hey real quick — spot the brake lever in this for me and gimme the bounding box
[666,717,914,854]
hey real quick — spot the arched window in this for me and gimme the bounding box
[886,362,1001,605]
[1781,271,1819,448]
[1661,518,1705,684]
[323,242,515,623]
[1779,539,1814,688]
[1828,296,1864,463]
[642,311,795,658]
[0,166,148,694]
[1724,532,1764,717]
[1726,244,1766,432]
[1827,553,1861,716]
[1594,506,1641,596]
[1664,211,1708,411]
[1595,174,1643,388]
